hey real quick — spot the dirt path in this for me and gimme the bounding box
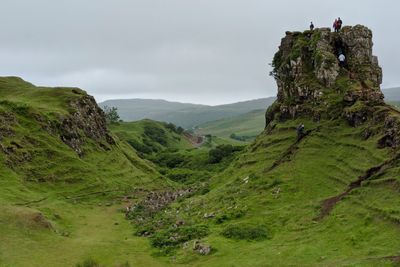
[317,153,400,220]
[264,129,315,173]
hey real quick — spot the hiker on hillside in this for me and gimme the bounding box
[333,19,338,32]
[296,123,305,139]
[310,22,314,31]
[338,53,346,68]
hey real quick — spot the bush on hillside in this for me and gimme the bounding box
[75,258,102,267]
[150,152,185,168]
[144,124,167,145]
[75,259,130,267]
[166,168,209,184]
[230,133,255,142]
[164,122,185,134]
[208,144,244,163]
[150,224,209,249]
[215,209,246,224]
[221,223,269,241]
[127,139,153,155]
[103,106,120,124]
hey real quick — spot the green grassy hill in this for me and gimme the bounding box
[3,26,400,267]
[195,109,265,143]
[136,116,400,266]
[110,120,193,154]
[0,77,172,267]
[119,26,400,266]
[100,97,275,129]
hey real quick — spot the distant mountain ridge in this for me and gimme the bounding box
[100,97,276,128]
[383,87,400,101]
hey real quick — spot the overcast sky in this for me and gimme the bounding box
[1,0,399,105]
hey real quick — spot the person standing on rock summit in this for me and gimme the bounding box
[310,22,314,31]
[333,18,338,32]
[337,17,343,31]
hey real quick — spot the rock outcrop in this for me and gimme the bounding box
[267,25,384,127]
[58,95,115,156]
[35,93,115,156]
[266,25,400,149]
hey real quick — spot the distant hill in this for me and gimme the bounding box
[383,87,400,107]
[110,119,193,155]
[383,87,400,101]
[195,109,265,143]
[100,97,276,128]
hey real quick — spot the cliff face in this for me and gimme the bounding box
[58,94,115,156]
[32,90,115,157]
[267,25,384,126]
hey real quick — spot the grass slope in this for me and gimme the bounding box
[195,109,265,143]
[0,77,170,267]
[3,76,400,266]
[129,115,400,266]
[110,119,192,153]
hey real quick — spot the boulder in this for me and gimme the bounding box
[193,241,211,255]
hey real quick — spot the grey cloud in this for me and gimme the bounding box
[0,0,399,104]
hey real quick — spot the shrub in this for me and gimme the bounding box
[142,137,161,153]
[209,144,244,163]
[167,168,209,184]
[75,258,102,267]
[150,224,209,248]
[144,124,167,145]
[103,106,120,124]
[222,223,269,241]
[127,139,153,155]
[230,133,254,142]
[151,152,185,168]
[215,209,246,224]
[163,122,184,134]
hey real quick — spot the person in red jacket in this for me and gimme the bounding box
[333,19,338,32]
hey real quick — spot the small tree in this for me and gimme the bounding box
[103,106,120,124]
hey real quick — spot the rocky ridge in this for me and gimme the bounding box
[266,25,400,148]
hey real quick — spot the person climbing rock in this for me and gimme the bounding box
[337,17,343,31]
[310,22,314,31]
[296,123,305,139]
[338,53,346,67]
[333,18,338,32]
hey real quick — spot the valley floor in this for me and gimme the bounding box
[0,202,170,267]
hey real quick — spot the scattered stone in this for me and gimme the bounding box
[127,189,193,216]
[193,241,211,255]
[203,212,215,219]
[175,219,185,226]
[61,231,70,237]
